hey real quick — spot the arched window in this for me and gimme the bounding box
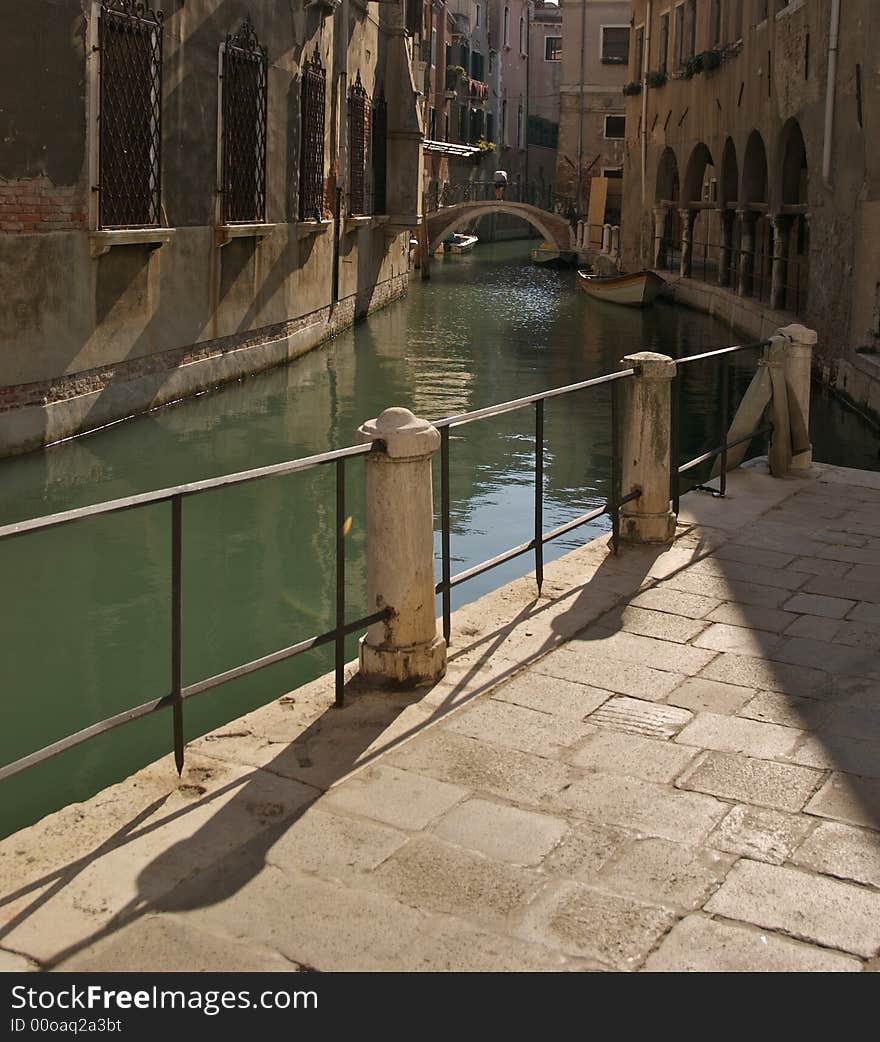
[503,7,510,47]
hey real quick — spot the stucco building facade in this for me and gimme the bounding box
[620,0,880,417]
[0,0,424,456]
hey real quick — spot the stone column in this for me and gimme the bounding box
[779,323,817,472]
[602,223,612,253]
[611,225,621,257]
[719,209,735,287]
[679,208,696,278]
[618,352,678,544]
[577,220,585,249]
[653,205,669,268]
[770,214,793,311]
[356,407,447,686]
[737,209,756,297]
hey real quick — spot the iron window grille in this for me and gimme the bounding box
[220,17,268,224]
[98,0,164,229]
[348,71,370,215]
[299,45,326,221]
[372,89,388,215]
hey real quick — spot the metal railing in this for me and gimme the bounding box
[0,443,392,785]
[432,368,641,645]
[423,180,577,219]
[671,340,772,511]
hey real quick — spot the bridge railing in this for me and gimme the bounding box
[424,179,578,218]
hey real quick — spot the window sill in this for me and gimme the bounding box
[296,219,333,240]
[89,227,175,259]
[215,223,277,248]
[776,0,805,20]
[344,215,391,234]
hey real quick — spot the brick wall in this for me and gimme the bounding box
[0,176,87,234]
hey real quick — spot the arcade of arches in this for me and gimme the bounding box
[651,123,809,315]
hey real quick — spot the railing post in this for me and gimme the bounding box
[619,352,678,544]
[356,407,447,686]
[779,323,817,472]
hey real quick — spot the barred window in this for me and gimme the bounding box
[220,18,268,224]
[372,88,387,215]
[98,0,164,229]
[348,72,370,215]
[299,45,326,221]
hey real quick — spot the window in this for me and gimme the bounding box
[674,4,685,67]
[429,106,437,140]
[685,0,696,59]
[372,89,387,214]
[545,36,562,61]
[299,43,326,221]
[431,28,437,67]
[471,50,485,81]
[517,103,523,149]
[634,26,644,80]
[658,12,669,74]
[475,3,481,28]
[220,18,268,225]
[710,0,722,46]
[503,7,510,47]
[97,0,164,228]
[603,167,623,179]
[604,115,626,139]
[601,26,630,65]
[519,17,526,55]
[732,0,744,40]
[501,99,508,146]
[756,0,769,23]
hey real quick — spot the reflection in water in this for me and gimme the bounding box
[0,240,874,836]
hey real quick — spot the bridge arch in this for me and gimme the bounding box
[425,201,573,254]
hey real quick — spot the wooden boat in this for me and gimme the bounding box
[531,241,575,268]
[576,269,665,307]
[446,232,479,254]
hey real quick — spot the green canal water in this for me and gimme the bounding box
[1,240,876,837]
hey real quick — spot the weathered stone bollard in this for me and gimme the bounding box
[779,323,816,472]
[619,352,678,544]
[356,407,447,686]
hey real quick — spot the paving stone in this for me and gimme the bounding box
[739,691,828,730]
[642,915,862,972]
[543,822,631,880]
[322,765,468,831]
[821,704,880,740]
[677,751,823,812]
[557,772,726,844]
[691,559,805,591]
[594,838,734,910]
[567,729,698,783]
[596,605,708,644]
[564,628,716,676]
[709,803,814,864]
[768,637,880,677]
[675,712,803,760]
[784,614,843,641]
[713,544,795,570]
[629,587,721,619]
[704,859,880,958]
[266,808,406,879]
[431,799,568,866]
[491,672,611,719]
[699,653,828,696]
[847,564,880,587]
[791,821,880,889]
[835,621,880,652]
[518,880,676,969]
[666,677,755,716]
[0,948,38,972]
[386,729,572,811]
[532,649,684,702]
[657,573,791,609]
[705,603,798,634]
[782,592,856,619]
[803,575,880,605]
[586,696,693,739]
[787,734,880,778]
[849,601,880,625]
[693,623,782,658]
[805,773,880,830]
[442,698,595,757]
[788,557,853,578]
[369,835,542,929]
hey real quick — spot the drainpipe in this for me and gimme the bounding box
[822,0,841,187]
[641,0,652,208]
[576,0,586,214]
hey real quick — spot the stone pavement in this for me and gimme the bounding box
[1,460,879,973]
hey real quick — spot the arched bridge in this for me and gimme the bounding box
[423,180,577,254]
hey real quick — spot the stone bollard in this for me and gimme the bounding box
[602,223,612,253]
[619,352,678,544]
[356,407,447,686]
[778,323,816,472]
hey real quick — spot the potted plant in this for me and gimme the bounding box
[622,81,642,96]
[445,64,467,90]
[646,69,667,88]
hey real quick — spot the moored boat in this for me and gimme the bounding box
[447,232,479,254]
[531,241,575,268]
[576,269,665,307]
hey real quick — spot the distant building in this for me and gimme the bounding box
[528,2,563,195]
[555,0,632,226]
[0,1,424,457]
[620,0,880,416]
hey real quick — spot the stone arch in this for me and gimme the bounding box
[741,130,768,203]
[682,143,715,205]
[720,137,739,208]
[777,118,808,206]
[426,202,571,254]
[655,147,680,204]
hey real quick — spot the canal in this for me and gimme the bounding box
[0,239,876,837]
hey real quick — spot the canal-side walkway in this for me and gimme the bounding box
[1,460,879,972]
